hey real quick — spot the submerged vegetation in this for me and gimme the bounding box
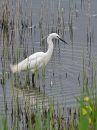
[0,0,97,129]
[0,68,97,130]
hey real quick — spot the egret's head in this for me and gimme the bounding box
[48,33,60,39]
[47,33,68,44]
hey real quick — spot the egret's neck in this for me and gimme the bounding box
[46,38,54,57]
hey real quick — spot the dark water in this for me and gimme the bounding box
[0,0,97,115]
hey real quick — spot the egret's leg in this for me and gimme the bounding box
[32,73,35,87]
[26,73,30,86]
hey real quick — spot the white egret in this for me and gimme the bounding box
[10,33,67,84]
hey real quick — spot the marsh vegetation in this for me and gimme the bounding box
[0,0,97,129]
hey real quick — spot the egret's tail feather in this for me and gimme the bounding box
[10,64,18,73]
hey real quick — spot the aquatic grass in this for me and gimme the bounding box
[78,94,97,130]
[0,0,97,130]
[1,88,97,130]
[0,116,8,130]
[0,20,10,126]
[10,82,20,130]
[8,56,97,130]
[77,57,97,130]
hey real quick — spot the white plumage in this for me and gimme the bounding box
[10,33,67,73]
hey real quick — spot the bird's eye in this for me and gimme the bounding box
[57,36,59,38]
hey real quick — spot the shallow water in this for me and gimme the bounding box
[0,0,97,115]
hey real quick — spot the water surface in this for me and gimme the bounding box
[0,0,97,114]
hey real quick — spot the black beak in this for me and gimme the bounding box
[57,36,68,44]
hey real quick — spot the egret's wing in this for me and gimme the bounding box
[27,52,45,71]
[10,52,45,73]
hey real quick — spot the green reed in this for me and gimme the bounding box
[0,0,97,130]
